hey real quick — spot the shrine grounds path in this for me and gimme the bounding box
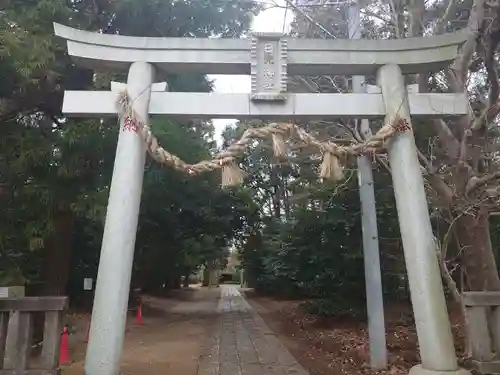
[199,285,309,375]
[61,285,309,375]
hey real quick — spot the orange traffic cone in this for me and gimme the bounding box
[59,326,70,365]
[135,300,143,325]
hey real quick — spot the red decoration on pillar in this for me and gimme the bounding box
[123,116,138,133]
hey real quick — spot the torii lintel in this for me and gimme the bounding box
[53,23,467,76]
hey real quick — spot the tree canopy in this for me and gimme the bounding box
[2,0,500,322]
[226,0,500,316]
[0,0,259,298]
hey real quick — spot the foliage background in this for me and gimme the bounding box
[2,0,500,320]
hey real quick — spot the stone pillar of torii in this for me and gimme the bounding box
[54,22,470,375]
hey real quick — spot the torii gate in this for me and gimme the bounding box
[54,23,471,375]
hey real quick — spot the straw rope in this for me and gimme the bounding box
[116,91,410,186]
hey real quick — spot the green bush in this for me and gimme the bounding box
[240,179,407,318]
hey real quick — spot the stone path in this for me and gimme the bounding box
[198,285,309,375]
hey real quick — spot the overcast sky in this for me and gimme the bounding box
[209,0,294,144]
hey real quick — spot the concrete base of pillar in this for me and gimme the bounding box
[409,365,471,375]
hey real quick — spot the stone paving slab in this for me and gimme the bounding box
[198,285,309,375]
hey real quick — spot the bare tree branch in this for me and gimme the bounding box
[433,119,462,161]
[417,149,456,203]
[361,9,393,24]
[296,76,321,92]
[466,170,500,195]
[472,100,500,130]
[433,0,459,34]
[409,0,425,38]
[450,0,486,91]
[282,0,336,38]
[387,0,403,37]
[436,211,464,303]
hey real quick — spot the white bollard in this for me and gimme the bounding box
[84,61,155,375]
[377,63,469,375]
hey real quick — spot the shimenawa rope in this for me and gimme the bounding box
[116,91,410,187]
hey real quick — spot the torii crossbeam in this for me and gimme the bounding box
[64,90,468,119]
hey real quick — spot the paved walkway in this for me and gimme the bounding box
[198,285,309,375]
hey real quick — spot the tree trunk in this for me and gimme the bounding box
[283,188,291,220]
[202,268,210,287]
[41,211,74,296]
[271,165,281,219]
[162,275,172,291]
[171,277,181,289]
[182,269,190,288]
[456,210,500,291]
